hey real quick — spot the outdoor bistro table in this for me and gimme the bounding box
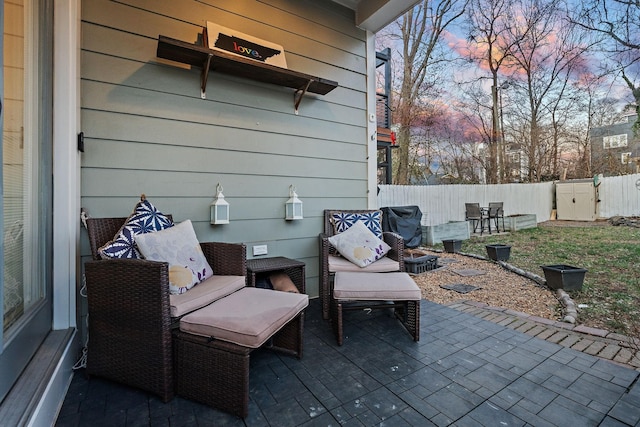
[246,256,306,294]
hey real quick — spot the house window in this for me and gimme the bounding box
[621,152,632,164]
[603,134,628,149]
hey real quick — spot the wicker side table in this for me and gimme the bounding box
[246,256,306,294]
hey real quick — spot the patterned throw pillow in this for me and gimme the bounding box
[331,211,383,239]
[328,220,391,268]
[98,196,174,259]
[134,220,214,295]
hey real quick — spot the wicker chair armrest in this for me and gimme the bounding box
[318,233,331,273]
[318,232,330,253]
[319,232,339,256]
[84,259,172,327]
[83,258,175,402]
[318,233,332,319]
[200,242,247,277]
[382,231,405,270]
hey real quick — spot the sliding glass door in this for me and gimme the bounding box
[0,0,53,403]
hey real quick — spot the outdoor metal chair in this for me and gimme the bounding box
[465,203,489,235]
[488,202,505,232]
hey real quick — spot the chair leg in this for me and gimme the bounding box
[394,301,420,342]
[321,273,334,321]
[331,297,344,346]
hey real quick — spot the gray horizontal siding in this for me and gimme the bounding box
[80,80,366,149]
[80,0,370,298]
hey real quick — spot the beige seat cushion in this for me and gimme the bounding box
[170,275,245,317]
[328,254,399,273]
[333,271,421,301]
[179,287,309,348]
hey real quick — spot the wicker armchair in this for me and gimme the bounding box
[84,216,246,402]
[318,209,404,320]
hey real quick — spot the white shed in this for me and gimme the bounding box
[555,179,600,221]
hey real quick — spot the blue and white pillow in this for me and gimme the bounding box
[98,197,174,259]
[331,211,383,239]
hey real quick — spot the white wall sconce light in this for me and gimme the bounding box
[285,185,303,220]
[210,183,230,225]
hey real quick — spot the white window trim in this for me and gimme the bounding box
[603,134,628,149]
[621,152,632,164]
[52,0,81,330]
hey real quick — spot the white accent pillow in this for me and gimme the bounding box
[135,220,213,295]
[328,220,391,268]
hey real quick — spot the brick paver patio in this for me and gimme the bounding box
[56,298,640,426]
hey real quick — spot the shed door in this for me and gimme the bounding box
[556,182,596,221]
[556,183,575,220]
[573,183,596,221]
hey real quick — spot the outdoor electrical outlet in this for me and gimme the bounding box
[253,245,268,256]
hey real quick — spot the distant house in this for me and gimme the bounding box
[589,113,640,175]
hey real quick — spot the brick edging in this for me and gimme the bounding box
[446,300,640,371]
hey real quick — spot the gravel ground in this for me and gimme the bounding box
[409,249,561,321]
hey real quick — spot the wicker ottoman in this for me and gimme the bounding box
[331,271,421,346]
[173,287,308,418]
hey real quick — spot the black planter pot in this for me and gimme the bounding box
[485,244,511,261]
[443,239,462,253]
[540,264,587,291]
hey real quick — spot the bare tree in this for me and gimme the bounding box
[463,0,525,183]
[379,0,467,184]
[502,0,592,181]
[429,104,486,183]
[568,0,640,132]
[565,74,618,178]
[452,81,498,181]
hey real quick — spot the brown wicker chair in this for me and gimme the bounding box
[318,209,405,320]
[84,216,246,403]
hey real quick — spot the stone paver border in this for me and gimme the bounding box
[447,299,640,371]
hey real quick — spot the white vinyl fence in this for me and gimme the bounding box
[598,173,640,218]
[377,173,640,227]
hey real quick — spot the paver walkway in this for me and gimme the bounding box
[56,299,640,426]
